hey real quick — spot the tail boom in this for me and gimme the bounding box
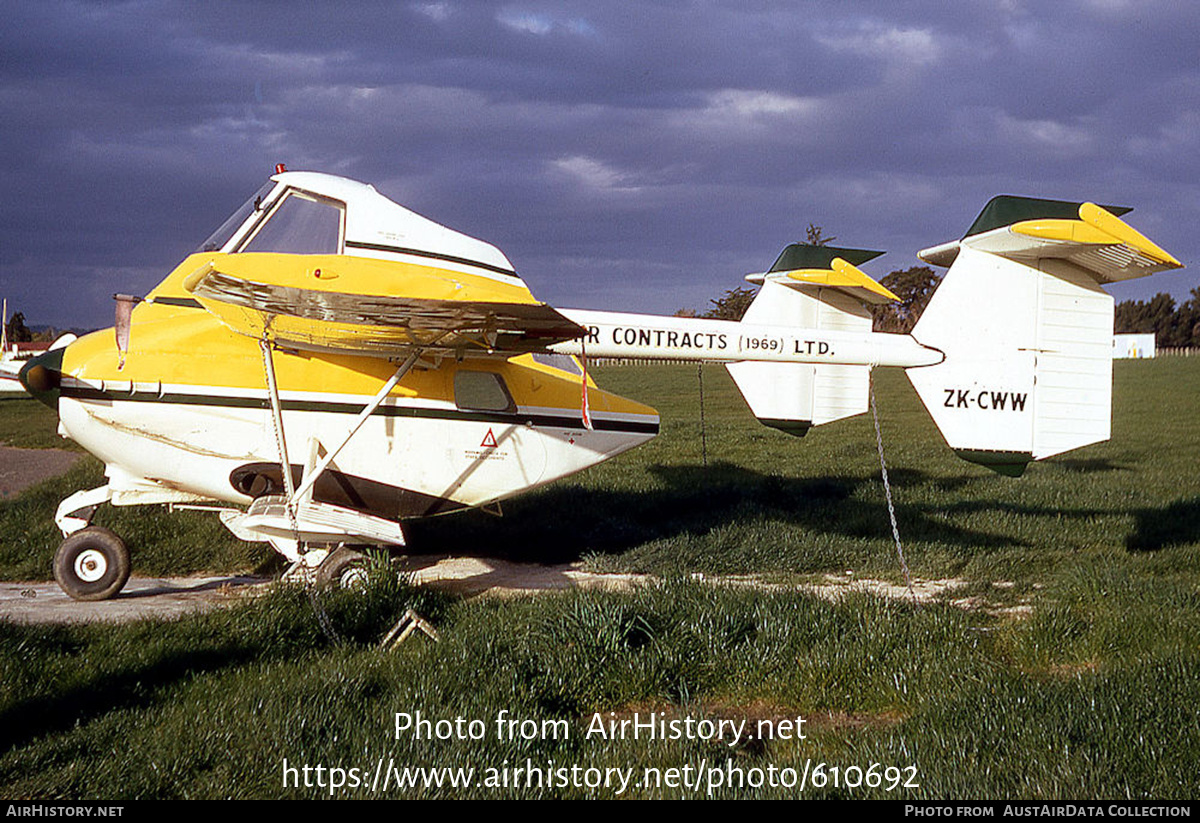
[552,308,941,369]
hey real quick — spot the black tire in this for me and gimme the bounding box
[53,526,131,601]
[315,546,369,590]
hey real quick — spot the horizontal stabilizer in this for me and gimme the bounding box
[918,196,1183,282]
[745,244,897,305]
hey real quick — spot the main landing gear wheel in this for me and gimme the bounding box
[315,546,370,590]
[53,526,131,601]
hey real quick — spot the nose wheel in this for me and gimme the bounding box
[53,526,132,601]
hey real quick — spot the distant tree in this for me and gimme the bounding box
[701,287,757,321]
[1114,293,1183,345]
[5,312,32,343]
[1179,288,1200,347]
[871,266,942,333]
[1143,293,1176,340]
[805,224,835,247]
[673,308,698,318]
[699,225,841,322]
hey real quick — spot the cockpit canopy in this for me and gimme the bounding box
[197,170,520,282]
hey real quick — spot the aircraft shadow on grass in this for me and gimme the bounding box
[1049,458,1132,474]
[931,492,1200,554]
[0,640,263,754]
[403,461,1030,565]
[1126,497,1200,552]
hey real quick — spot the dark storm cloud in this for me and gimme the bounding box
[1,0,1197,328]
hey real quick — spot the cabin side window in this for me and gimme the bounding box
[531,352,583,376]
[454,371,515,413]
[240,191,344,254]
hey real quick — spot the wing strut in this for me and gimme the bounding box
[259,337,297,504]
[292,348,423,504]
[255,333,435,562]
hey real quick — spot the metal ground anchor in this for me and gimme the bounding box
[381,608,440,649]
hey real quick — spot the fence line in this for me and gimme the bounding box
[591,357,699,366]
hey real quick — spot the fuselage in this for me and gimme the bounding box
[19,170,664,525]
[19,168,937,530]
[32,258,658,521]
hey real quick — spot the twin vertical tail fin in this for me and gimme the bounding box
[905,195,1183,474]
[725,198,1183,475]
[725,245,895,436]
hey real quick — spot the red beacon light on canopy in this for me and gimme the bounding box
[275,163,287,174]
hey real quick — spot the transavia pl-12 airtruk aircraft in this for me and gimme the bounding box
[18,166,1183,600]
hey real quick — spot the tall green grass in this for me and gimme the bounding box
[0,397,77,450]
[2,574,1196,798]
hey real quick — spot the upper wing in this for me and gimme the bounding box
[174,253,584,355]
[919,197,1183,282]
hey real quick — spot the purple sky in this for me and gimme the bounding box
[2,1,1197,329]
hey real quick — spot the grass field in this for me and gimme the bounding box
[1,359,1199,798]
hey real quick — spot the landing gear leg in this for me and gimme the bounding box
[55,485,113,536]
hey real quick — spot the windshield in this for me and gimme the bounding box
[241,191,344,255]
[196,181,278,253]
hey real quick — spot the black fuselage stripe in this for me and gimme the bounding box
[344,240,519,278]
[149,296,204,309]
[60,386,659,434]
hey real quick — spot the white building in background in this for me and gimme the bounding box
[1113,333,1156,359]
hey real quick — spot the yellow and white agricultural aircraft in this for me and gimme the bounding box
[19,168,1182,599]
